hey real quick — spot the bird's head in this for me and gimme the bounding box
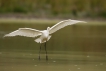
[47,27,50,31]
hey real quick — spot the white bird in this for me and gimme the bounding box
[4,19,86,60]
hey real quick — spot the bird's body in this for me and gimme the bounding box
[35,29,51,43]
[4,19,87,60]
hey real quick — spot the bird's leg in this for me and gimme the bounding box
[45,42,48,61]
[39,44,42,60]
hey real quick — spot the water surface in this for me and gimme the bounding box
[0,23,106,71]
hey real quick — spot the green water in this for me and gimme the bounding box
[0,23,106,71]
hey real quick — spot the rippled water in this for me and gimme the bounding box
[0,22,106,71]
[0,51,106,71]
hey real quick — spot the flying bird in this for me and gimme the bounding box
[4,19,87,60]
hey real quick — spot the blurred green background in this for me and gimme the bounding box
[0,0,106,19]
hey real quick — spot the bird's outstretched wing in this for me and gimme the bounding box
[49,19,87,34]
[4,28,42,37]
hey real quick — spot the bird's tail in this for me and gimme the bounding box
[34,35,51,43]
[35,38,41,43]
[47,35,51,41]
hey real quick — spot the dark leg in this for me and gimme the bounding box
[45,42,48,61]
[39,44,42,60]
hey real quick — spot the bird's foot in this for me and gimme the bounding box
[46,56,48,61]
[39,56,40,61]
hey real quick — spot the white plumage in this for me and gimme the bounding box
[4,19,86,43]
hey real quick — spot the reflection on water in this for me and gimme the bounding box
[0,23,106,71]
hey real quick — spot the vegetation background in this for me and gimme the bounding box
[0,0,106,19]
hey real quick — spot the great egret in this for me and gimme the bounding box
[4,19,86,60]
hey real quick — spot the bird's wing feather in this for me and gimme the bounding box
[49,19,86,34]
[4,28,42,37]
